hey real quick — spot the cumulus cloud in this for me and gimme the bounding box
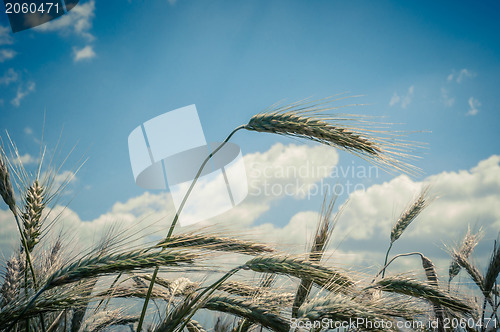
[447,68,476,83]
[0,49,16,62]
[389,86,414,109]
[33,0,96,41]
[11,81,36,107]
[73,45,96,62]
[1,144,499,279]
[467,96,481,116]
[10,153,37,166]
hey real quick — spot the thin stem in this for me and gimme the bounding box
[373,251,424,283]
[13,212,37,288]
[136,125,245,331]
[381,242,393,278]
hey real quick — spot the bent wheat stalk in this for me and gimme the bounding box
[140,96,418,330]
[382,186,431,278]
[373,276,473,314]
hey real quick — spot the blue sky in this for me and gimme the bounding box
[1,1,500,275]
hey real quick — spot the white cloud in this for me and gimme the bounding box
[33,0,96,41]
[440,87,455,107]
[11,81,36,107]
[73,45,96,62]
[11,153,37,166]
[447,68,476,83]
[0,49,16,62]
[168,0,177,5]
[51,170,78,190]
[388,93,400,107]
[0,68,18,85]
[2,143,499,280]
[457,69,476,83]
[467,96,481,116]
[24,127,33,135]
[389,85,414,109]
[0,25,13,45]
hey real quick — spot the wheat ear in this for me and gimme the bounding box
[158,233,274,255]
[21,180,46,253]
[0,253,23,308]
[243,255,353,292]
[382,186,431,278]
[484,242,500,296]
[449,227,482,285]
[292,196,338,318]
[374,275,473,314]
[244,97,419,175]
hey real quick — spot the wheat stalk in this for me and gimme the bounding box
[243,255,353,292]
[218,281,293,307]
[0,253,24,308]
[453,250,485,295]
[21,181,46,253]
[390,186,431,244]
[154,293,197,332]
[374,275,473,314]
[419,255,446,331]
[158,233,274,255]
[449,226,483,284]
[244,97,419,174]
[0,146,16,213]
[78,309,138,332]
[484,243,500,296]
[292,196,338,318]
[0,280,95,327]
[44,249,197,290]
[382,186,431,278]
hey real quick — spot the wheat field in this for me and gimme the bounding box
[0,98,498,332]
